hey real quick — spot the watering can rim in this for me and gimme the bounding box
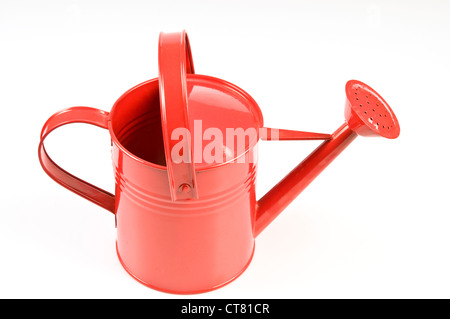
[108,74,265,172]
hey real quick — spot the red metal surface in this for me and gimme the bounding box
[110,77,260,293]
[37,31,400,294]
[38,107,115,213]
[345,80,400,138]
[256,123,357,236]
[158,31,198,200]
[255,80,400,236]
[261,127,331,140]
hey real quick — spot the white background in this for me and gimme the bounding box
[1,0,449,298]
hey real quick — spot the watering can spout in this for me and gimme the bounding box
[255,123,356,236]
[254,80,400,237]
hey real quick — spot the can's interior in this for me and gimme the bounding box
[111,79,167,166]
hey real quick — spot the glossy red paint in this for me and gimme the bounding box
[39,75,262,293]
[158,31,198,201]
[256,79,400,236]
[38,31,400,294]
[111,76,260,293]
[345,80,400,139]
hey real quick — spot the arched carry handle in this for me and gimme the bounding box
[158,30,198,201]
[38,107,115,213]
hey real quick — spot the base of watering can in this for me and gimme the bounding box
[115,241,255,295]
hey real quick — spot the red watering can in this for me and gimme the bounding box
[38,31,400,294]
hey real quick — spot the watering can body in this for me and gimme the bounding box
[115,151,258,293]
[112,76,261,293]
[38,31,399,294]
[39,74,266,293]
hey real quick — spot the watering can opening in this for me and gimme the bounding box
[110,79,166,167]
[109,75,265,170]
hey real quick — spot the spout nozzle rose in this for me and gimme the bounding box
[344,80,400,139]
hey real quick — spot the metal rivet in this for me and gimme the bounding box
[179,183,192,193]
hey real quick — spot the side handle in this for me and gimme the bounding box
[38,107,115,213]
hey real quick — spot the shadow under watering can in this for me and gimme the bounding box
[38,31,400,294]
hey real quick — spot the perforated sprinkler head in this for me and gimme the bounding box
[344,80,400,139]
